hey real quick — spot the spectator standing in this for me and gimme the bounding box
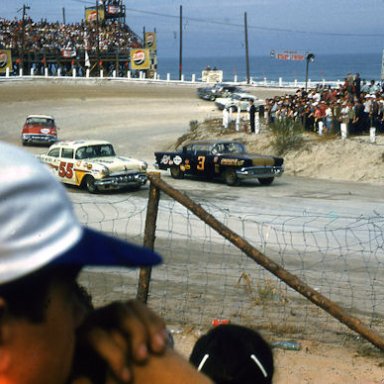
[353,73,361,99]
[339,101,352,137]
[248,99,256,133]
[324,102,333,134]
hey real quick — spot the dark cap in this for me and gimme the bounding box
[189,324,274,384]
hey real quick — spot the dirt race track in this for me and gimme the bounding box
[0,79,383,384]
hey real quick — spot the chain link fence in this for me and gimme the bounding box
[75,178,384,349]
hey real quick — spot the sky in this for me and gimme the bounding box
[2,0,384,58]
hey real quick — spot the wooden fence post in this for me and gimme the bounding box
[136,172,161,303]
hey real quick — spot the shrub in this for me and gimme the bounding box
[269,118,304,155]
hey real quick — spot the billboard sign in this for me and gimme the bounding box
[270,50,305,61]
[105,4,124,18]
[85,6,105,23]
[145,32,157,50]
[0,50,12,74]
[130,49,150,70]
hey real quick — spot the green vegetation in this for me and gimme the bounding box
[269,119,304,155]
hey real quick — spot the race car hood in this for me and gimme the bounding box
[221,153,284,167]
[86,156,146,173]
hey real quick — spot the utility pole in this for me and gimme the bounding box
[179,5,183,80]
[244,12,250,84]
[20,4,30,71]
[96,0,100,74]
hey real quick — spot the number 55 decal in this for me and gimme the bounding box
[197,156,205,171]
[58,161,74,179]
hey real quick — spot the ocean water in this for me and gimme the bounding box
[156,53,383,83]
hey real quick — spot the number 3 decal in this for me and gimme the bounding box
[197,156,205,171]
[58,161,74,179]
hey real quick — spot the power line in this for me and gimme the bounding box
[124,7,384,38]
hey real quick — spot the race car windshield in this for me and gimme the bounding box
[75,144,116,159]
[27,117,54,127]
[212,142,245,154]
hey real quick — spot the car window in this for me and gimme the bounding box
[47,148,60,157]
[213,142,245,154]
[185,145,193,152]
[212,143,224,154]
[27,117,54,126]
[61,148,74,159]
[84,146,97,158]
[193,144,210,154]
[75,145,114,159]
[75,147,86,159]
[230,142,245,153]
[99,144,115,157]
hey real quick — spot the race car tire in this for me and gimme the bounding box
[84,175,98,193]
[224,168,239,186]
[258,177,274,186]
[170,166,185,179]
[209,95,216,101]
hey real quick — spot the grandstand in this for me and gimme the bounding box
[0,0,155,77]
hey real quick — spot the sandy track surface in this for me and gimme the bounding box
[0,79,383,383]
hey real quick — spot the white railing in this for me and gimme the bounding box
[0,67,343,89]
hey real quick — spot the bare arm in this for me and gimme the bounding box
[132,349,214,384]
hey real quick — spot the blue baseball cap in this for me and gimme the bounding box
[0,141,162,285]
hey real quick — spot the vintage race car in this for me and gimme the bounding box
[154,140,284,186]
[38,140,148,193]
[21,114,58,146]
[215,92,264,112]
[196,83,244,101]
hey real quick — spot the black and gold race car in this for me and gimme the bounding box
[154,140,284,186]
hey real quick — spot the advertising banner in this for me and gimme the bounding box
[145,32,157,50]
[105,4,124,18]
[201,69,223,83]
[85,6,105,23]
[130,49,150,70]
[270,50,305,61]
[0,50,12,74]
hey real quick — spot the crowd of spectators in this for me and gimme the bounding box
[264,74,384,135]
[0,17,141,56]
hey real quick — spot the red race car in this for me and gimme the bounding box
[21,115,58,146]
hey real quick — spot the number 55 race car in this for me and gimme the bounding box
[38,140,148,193]
[154,140,284,186]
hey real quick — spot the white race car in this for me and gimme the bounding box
[38,140,148,193]
[215,92,264,112]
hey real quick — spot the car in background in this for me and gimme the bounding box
[38,140,148,193]
[197,83,245,101]
[21,114,58,146]
[154,140,284,186]
[215,92,264,112]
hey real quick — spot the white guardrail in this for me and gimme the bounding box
[0,66,344,89]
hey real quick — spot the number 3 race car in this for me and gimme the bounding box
[154,140,284,186]
[38,140,148,193]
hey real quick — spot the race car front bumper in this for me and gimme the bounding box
[236,166,284,179]
[95,172,148,190]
